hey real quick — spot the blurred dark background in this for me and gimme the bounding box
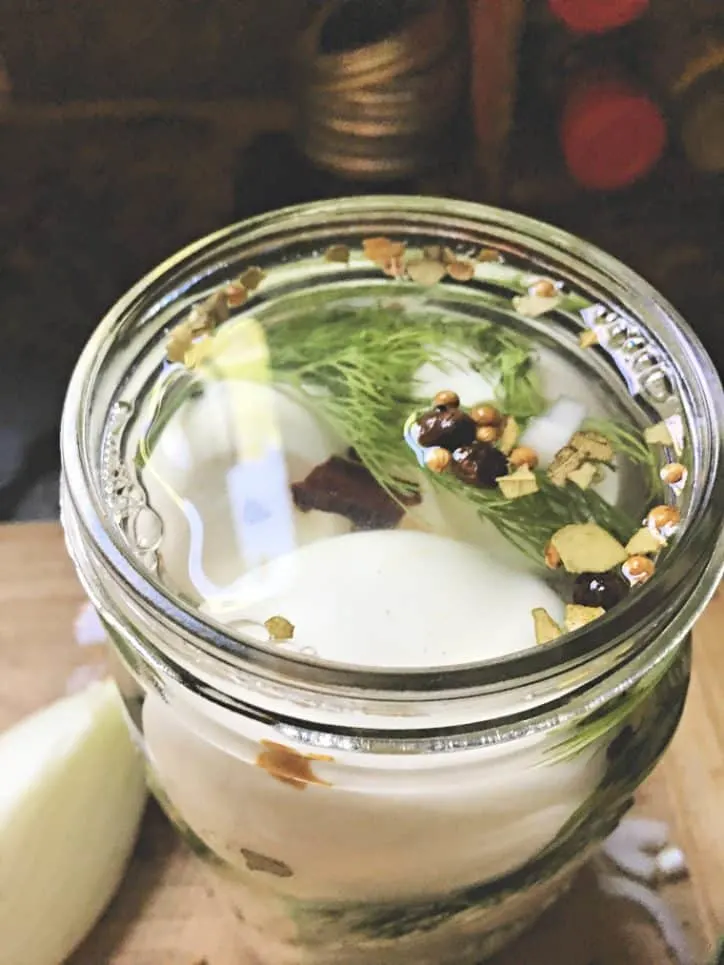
[0,0,722,520]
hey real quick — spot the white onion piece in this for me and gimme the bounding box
[519,397,587,468]
[0,680,146,965]
[414,346,497,407]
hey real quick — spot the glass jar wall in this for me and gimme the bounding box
[60,197,724,964]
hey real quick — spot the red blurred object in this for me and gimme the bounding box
[561,78,667,190]
[547,0,649,35]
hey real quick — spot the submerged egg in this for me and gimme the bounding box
[205,529,565,667]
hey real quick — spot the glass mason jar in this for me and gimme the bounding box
[60,197,724,965]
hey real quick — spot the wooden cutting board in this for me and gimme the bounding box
[0,522,721,965]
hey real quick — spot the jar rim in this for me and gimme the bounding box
[60,195,724,697]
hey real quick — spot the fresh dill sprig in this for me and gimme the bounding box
[138,301,651,567]
[266,304,646,562]
[583,417,659,498]
[267,305,546,501]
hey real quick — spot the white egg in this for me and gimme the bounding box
[212,529,564,666]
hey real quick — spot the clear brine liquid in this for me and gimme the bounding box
[112,284,658,668]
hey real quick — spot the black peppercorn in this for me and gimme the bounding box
[451,442,508,488]
[417,408,477,451]
[572,571,628,610]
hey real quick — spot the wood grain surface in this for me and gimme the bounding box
[0,522,720,965]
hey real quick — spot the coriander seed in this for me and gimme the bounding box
[530,278,557,298]
[508,446,539,469]
[622,556,655,584]
[470,403,501,426]
[425,447,451,473]
[476,425,499,444]
[660,463,686,485]
[433,389,460,410]
[647,505,681,533]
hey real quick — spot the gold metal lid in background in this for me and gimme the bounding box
[294,0,469,180]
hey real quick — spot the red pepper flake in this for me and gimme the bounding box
[292,455,421,530]
[446,260,476,282]
[363,236,406,265]
[241,848,294,878]
[382,255,407,278]
[225,283,248,308]
[256,740,333,791]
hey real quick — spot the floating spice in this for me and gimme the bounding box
[256,741,333,791]
[264,616,295,642]
[570,430,614,463]
[508,446,539,469]
[579,329,599,349]
[433,389,460,410]
[646,504,680,539]
[548,446,585,486]
[451,443,508,489]
[533,607,563,644]
[476,425,500,444]
[529,278,558,299]
[225,283,248,308]
[497,416,520,455]
[425,447,452,473]
[625,527,664,556]
[660,462,686,486]
[567,462,597,490]
[166,322,196,365]
[362,237,406,266]
[238,267,266,291]
[550,523,628,574]
[165,288,233,364]
[565,604,605,632]
[406,258,447,287]
[544,541,562,570]
[572,571,628,610]
[241,849,294,878]
[446,260,476,282]
[622,555,655,585]
[292,456,421,530]
[496,466,539,500]
[324,244,351,264]
[470,403,501,427]
[417,408,477,451]
[512,293,562,318]
[644,421,674,446]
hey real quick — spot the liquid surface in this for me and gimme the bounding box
[113,278,676,668]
